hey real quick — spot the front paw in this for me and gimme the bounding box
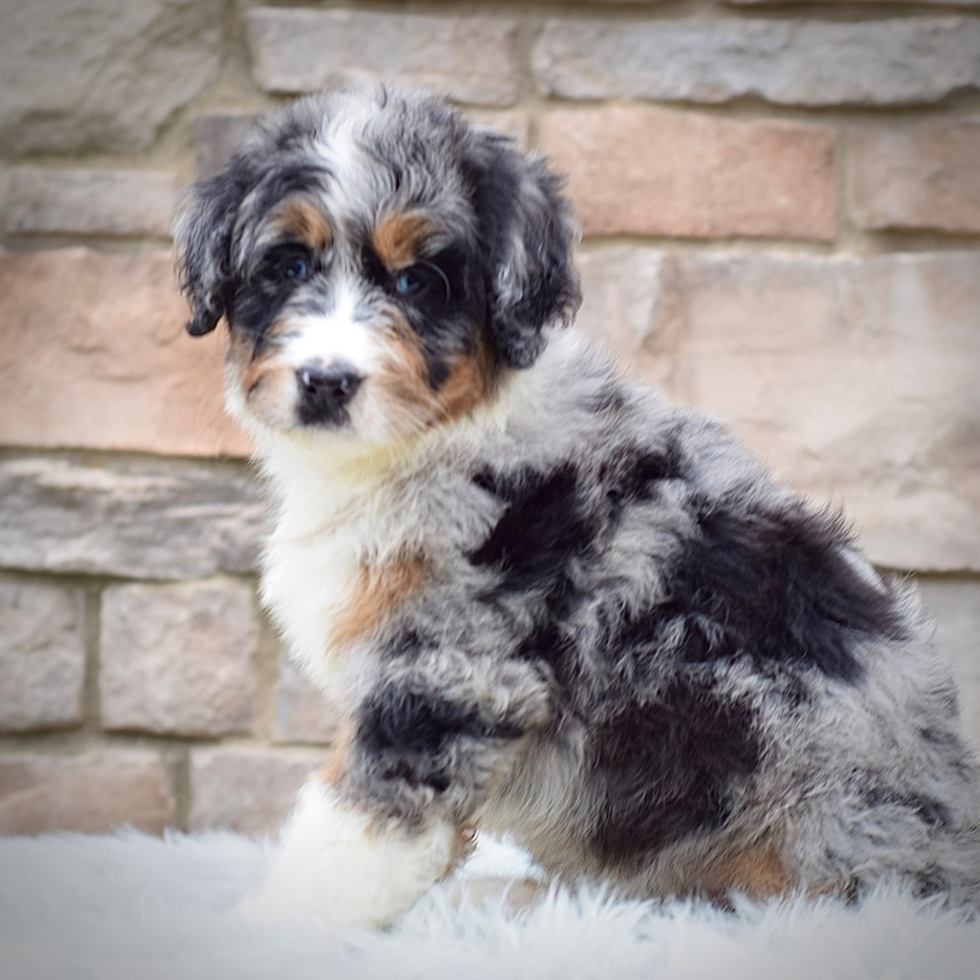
[236,780,458,929]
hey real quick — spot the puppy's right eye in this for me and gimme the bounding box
[261,246,314,284]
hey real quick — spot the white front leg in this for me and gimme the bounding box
[239,779,459,929]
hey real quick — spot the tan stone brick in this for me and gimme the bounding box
[849,120,980,233]
[274,660,340,745]
[0,578,85,733]
[5,168,176,238]
[0,750,175,834]
[246,8,520,107]
[192,113,260,181]
[0,249,250,458]
[533,18,980,107]
[100,580,258,737]
[916,578,980,745]
[540,107,835,241]
[576,247,980,571]
[189,747,326,837]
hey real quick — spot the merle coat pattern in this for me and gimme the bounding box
[174,85,980,926]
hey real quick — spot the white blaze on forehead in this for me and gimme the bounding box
[316,105,382,223]
[282,279,381,376]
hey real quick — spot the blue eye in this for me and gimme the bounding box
[394,268,424,296]
[284,255,309,280]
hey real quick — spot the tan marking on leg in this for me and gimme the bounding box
[372,211,433,269]
[700,839,792,900]
[331,555,428,649]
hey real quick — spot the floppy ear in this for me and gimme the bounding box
[173,167,250,337]
[464,130,581,369]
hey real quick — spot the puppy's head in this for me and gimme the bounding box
[175,86,579,444]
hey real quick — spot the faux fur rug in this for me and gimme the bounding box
[1,830,978,980]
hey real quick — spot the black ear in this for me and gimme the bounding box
[173,166,250,337]
[464,130,581,369]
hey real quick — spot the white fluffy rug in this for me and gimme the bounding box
[1,830,979,980]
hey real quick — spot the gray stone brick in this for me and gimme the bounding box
[5,168,176,238]
[917,578,980,745]
[0,0,221,154]
[192,113,260,181]
[190,746,327,837]
[0,578,85,733]
[0,457,263,580]
[730,0,980,5]
[0,750,175,834]
[246,8,521,106]
[274,660,340,745]
[533,18,980,107]
[100,580,258,737]
[576,247,980,572]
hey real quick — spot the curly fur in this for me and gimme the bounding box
[175,84,980,926]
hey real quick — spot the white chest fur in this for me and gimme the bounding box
[256,439,414,701]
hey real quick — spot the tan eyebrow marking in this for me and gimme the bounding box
[372,210,433,269]
[268,197,332,251]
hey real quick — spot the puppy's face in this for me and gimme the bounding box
[175,88,580,445]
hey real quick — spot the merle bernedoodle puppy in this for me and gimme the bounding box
[175,84,980,926]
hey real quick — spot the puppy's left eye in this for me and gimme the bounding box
[394,268,425,297]
[281,254,310,281]
[393,263,450,302]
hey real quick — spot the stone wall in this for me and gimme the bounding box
[1,0,978,837]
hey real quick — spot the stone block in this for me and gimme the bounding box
[100,580,258,737]
[533,18,980,107]
[192,113,260,181]
[540,106,835,240]
[0,0,221,154]
[0,249,251,458]
[576,247,980,572]
[5,168,176,238]
[916,578,980,746]
[0,578,85,733]
[274,660,340,745]
[848,120,980,233]
[730,0,980,5]
[189,747,327,837]
[0,750,175,834]
[0,457,263,579]
[246,8,520,107]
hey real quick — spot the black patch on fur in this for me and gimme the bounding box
[599,444,684,512]
[587,677,760,862]
[358,688,523,792]
[463,131,580,369]
[619,499,906,683]
[470,464,598,594]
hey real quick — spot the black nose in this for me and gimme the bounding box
[296,362,363,426]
